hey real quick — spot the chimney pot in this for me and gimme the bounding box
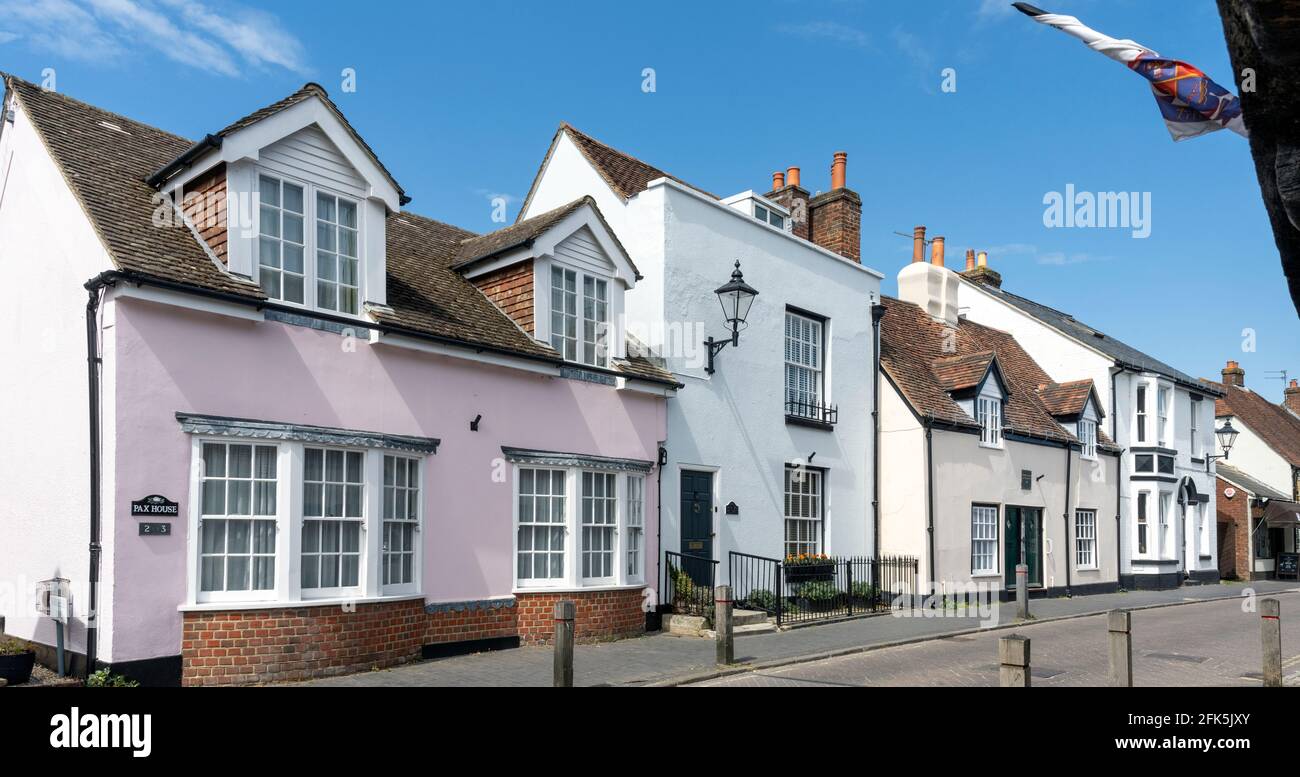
[912,226,927,263]
[977,251,988,268]
[772,171,785,190]
[830,151,847,190]
[931,236,946,267]
[786,166,801,188]
[965,249,976,271]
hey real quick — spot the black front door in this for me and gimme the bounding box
[1004,506,1043,588]
[680,470,714,585]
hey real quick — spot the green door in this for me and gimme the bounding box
[1004,507,1044,588]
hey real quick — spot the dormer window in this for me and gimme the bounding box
[978,396,1002,447]
[1078,418,1097,459]
[754,203,785,230]
[256,174,363,316]
[549,266,609,368]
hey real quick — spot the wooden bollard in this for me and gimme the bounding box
[553,600,575,687]
[1262,598,1282,688]
[999,634,1030,687]
[715,584,734,666]
[1107,610,1133,687]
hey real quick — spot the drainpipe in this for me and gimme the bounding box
[871,302,886,560]
[656,444,665,608]
[924,421,935,596]
[84,272,114,678]
[1110,367,1124,589]
[1062,442,1073,597]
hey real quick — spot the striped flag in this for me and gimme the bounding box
[1013,3,1247,141]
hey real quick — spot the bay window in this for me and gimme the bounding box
[1157,387,1170,447]
[1137,492,1148,556]
[183,415,437,606]
[1158,492,1172,558]
[512,459,651,590]
[549,265,609,368]
[256,173,362,316]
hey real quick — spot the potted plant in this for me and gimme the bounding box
[0,638,36,685]
[784,553,835,583]
[850,581,879,609]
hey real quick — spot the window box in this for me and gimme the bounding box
[784,556,834,583]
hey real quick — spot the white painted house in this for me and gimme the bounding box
[518,125,883,590]
[879,238,1120,598]
[956,257,1222,589]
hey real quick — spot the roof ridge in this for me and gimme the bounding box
[4,73,191,144]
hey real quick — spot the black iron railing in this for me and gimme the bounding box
[785,399,838,427]
[728,552,919,626]
[663,550,718,618]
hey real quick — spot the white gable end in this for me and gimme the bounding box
[261,125,366,199]
[554,225,615,277]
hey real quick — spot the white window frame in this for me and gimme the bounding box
[1157,386,1171,448]
[1135,384,1147,443]
[1189,397,1201,458]
[971,504,999,576]
[256,174,306,306]
[977,396,1003,448]
[254,170,365,317]
[515,467,570,587]
[548,265,610,368]
[580,471,619,584]
[784,467,823,558]
[784,311,824,419]
[511,464,649,591]
[381,454,422,595]
[186,440,427,607]
[1075,509,1097,569]
[1158,491,1173,559]
[626,474,645,583]
[1136,491,1150,558]
[195,440,284,603]
[1078,418,1097,459]
[300,446,367,598]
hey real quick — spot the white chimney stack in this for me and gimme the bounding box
[898,258,960,327]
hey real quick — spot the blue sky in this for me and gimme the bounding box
[2,0,1296,400]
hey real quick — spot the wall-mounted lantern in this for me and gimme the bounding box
[1207,418,1239,472]
[705,261,759,374]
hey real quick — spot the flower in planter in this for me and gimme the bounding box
[784,553,832,566]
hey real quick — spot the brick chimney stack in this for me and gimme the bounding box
[1284,379,1300,414]
[765,166,810,240]
[808,151,862,263]
[1221,360,1245,387]
[960,249,1003,289]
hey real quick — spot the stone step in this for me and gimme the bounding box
[732,608,770,627]
[734,622,778,636]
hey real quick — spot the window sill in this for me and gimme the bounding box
[785,414,835,432]
[178,593,425,613]
[970,572,1001,580]
[1076,566,1100,572]
[512,583,647,595]
[978,443,1004,451]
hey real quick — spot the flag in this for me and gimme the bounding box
[1012,3,1247,141]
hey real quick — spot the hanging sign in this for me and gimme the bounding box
[131,494,178,517]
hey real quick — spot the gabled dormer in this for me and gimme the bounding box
[147,84,405,318]
[452,196,640,370]
[1038,380,1105,459]
[933,351,1009,448]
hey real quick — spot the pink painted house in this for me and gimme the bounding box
[0,75,675,685]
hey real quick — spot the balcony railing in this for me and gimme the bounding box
[785,398,838,428]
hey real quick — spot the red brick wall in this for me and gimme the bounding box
[182,590,645,685]
[182,163,228,264]
[471,260,534,334]
[807,189,862,263]
[765,185,810,240]
[515,589,646,645]
[1217,476,1249,579]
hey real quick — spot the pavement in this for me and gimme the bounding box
[694,590,1300,687]
[294,579,1299,687]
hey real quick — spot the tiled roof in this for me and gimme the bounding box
[931,351,996,393]
[1215,463,1291,501]
[4,74,265,298]
[1203,379,1300,468]
[5,75,675,387]
[963,278,1218,394]
[881,297,1113,448]
[519,122,716,219]
[1037,379,1097,418]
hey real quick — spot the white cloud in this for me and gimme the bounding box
[0,0,306,77]
[1036,251,1109,266]
[0,31,19,44]
[776,21,871,49]
[977,0,1014,22]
